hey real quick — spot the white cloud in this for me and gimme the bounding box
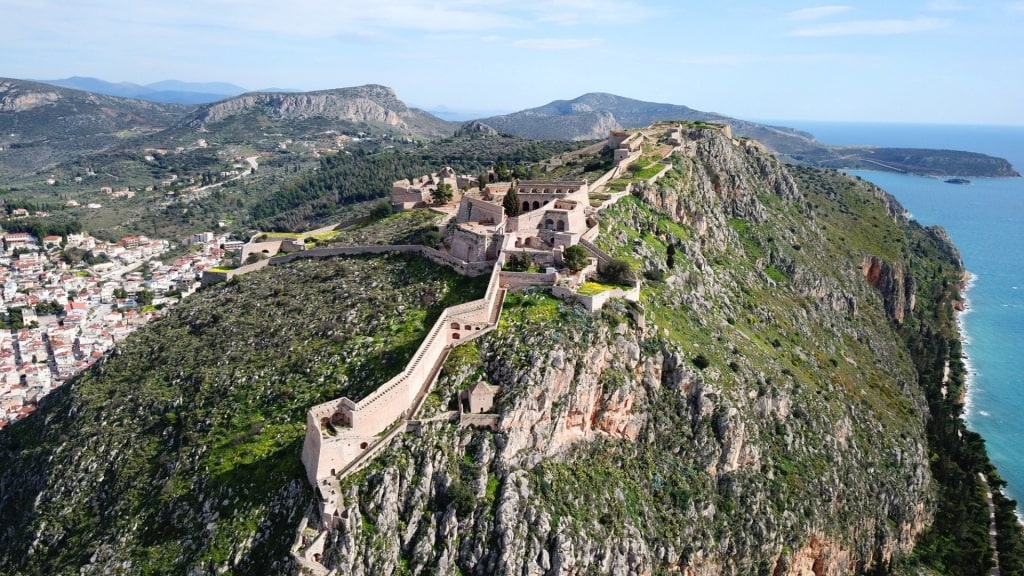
[1006,1,1024,13]
[792,17,951,36]
[787,5,853,21]
[667,52,874,67]
[0,0,653,41]
[926,0,967,11]
[513,38,601,49]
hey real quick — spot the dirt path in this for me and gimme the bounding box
[980,472,1002,575]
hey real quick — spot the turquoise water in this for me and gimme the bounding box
[781,121,1024,512]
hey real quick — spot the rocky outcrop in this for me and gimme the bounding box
[184,85,454,138]
[861,256,915,324]
[319,129,937,575]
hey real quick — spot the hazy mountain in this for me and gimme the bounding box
[39,77,249,105]
[474,93,1018,176]
[0,78,191,176]
[144,79,247,95]
[475,92,815,147]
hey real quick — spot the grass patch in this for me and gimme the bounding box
[577,281,619,296]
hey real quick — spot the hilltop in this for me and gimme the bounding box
[474,93,1019,177]
[180,84,456,141]
[1,125,1021,574]
[0,78,190,176]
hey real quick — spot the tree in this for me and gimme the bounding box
[502,186,522,217]
[667,243,676,269]
[605,258,636,285]
[136,289,155,307]
[504,253,532,272]
[370,200,393,220]
[494,161,511,182]
[563,245,590,273]
[432,182,454,205]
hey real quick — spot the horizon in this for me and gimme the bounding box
[3,1,1022,126]
[16,75,1024,129]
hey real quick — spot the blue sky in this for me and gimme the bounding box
[2,0,1022,124]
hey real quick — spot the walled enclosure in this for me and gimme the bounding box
[301,263,504,486]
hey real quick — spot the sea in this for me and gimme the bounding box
[779,121,1024,514]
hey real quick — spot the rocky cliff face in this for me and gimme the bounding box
[185,85,454,139]
[317,128,941,575]
[0,126,977,575]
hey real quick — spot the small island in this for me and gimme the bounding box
[945,177,971,185]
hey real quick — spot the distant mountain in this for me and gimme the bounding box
[144,79,247,95]
[419,105,515,122]
[0,78,191,176]
[474,93,1018,177]
[476,93,817,151]
[182,85,457,140]
[39,77,249,105]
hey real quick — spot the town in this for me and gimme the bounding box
[0,228,241,429]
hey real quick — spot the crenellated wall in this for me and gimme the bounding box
[300,263,504,486]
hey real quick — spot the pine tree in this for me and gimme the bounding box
[502,185,521,217]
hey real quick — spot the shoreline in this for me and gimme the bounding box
[955,270,1024,525]
[955,271,976,409]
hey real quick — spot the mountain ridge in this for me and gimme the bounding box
[473,92,1019,177]
[38,77,250,105]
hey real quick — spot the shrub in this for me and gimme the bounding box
[419,230,442,249]
[605,258,636,285]
[563,245,589,273]
[692,354,710,370]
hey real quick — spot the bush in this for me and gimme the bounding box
[370,200,393,220]
[563,245,589,273]
[692,354,710,370]
[505,253,532,272]
[419,230,442,249]
[643,268,666,282]
[604,258,636,285]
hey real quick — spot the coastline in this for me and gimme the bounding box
[956,271,976,410]
[956,270,1024,525]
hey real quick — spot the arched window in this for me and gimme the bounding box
[557,220,566,231]
[522,201,530,212]
[450,322,460,330]
[545,219,555,230]
[532,201,540,210]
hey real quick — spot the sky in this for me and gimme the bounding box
[2,0,1022,125]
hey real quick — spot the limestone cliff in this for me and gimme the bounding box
[184,85,454,139]
[315,129,951,575]
[0,125,1010,575]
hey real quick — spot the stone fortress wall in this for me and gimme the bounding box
[300,261,504,485]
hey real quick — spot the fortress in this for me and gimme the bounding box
[277,125,702,572]
[297,174,600,492]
